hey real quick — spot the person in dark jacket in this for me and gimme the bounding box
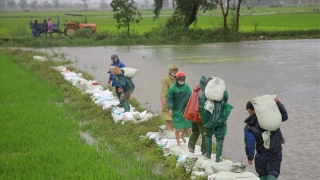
[31,20,40,37]
[41,19,48,35]
[109,66,135,112]
[108,54,126,107]
[244,97,288,180]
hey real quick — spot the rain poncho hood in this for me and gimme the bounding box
[168,65,178,74]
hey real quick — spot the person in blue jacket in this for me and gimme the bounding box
[244,97,288,180]
[31,20,40,37]
[108,54,126,107]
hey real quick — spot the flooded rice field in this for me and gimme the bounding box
[36,39,319,180]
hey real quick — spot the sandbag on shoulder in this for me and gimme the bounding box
[205,77,225,101]
[251,95,282,131]
[120,67,139,79]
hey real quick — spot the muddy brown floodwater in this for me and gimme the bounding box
[35,39,319,180]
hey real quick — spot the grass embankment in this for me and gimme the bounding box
[0,49,196,179]
[0,5,319,46]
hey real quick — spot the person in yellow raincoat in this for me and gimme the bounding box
[160,65,178,131]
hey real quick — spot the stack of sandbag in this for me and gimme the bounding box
[86,89,117,108]
[77,79,103,91]
[215,171,259,180]
[111,108,153,124]
[144,130,260,180]
[52,66,153,124]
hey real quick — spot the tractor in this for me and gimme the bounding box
[64,13,98,36]
[29,16,62,36]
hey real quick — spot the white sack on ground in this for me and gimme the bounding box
[51,66,67,72]
[111,110,153,124]
[120,67,139,79]
[251,95,282,131]
[145,131,259,179]
[78,79,103,91]
[205,77,225,101]
[33,55,47,61]
[53,66,153,124]
[146,131,176,140]
[215,171,259,180]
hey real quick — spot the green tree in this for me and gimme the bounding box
[19,0,27,9]
[0,0,6,10]
[8,0,16,9]
[80,0,89,10]
[215,0,230,30]
[52,0,59,9]
[43,0,51,9]
[100,0,107,9]
[110,0,142,36]
[30,0,39,10]
[153,0,217,30]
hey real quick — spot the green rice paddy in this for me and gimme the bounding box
[0,49,166,179]
[0,5,319,38]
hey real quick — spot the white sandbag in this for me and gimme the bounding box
[52,66,67,72]
[33,55,47,61]
[215,171,259,180]
[205,77,225,101]
[192,171,206,177]
[251,95,282,131]
[120,67,139,79]
[211,162,234,173]
[112,109,152,124]
[78,79,103,91]
[200,159,233,175]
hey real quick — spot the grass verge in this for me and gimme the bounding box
[0,48,210,179]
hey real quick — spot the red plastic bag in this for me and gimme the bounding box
[184,85,202,123]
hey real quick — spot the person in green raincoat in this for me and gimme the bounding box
[110,66,135,112]
[160,65,178,131]
[167,72,192,146]
[198,76,233,162]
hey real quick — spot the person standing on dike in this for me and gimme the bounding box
[167,72,192,146]
[160,65,178,131]
[108,54,126,107]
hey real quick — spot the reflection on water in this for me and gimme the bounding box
[36,39,319,180]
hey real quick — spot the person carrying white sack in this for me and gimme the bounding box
[109,66,135,112]
[198,76,233,162]
[244,97,288,180]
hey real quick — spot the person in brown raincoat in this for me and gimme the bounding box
[160,65,178,131]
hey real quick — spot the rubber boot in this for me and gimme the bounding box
[259,176,267,180]
[122,101,130,112]
[201,134,206,155]
[188,123,200,153]
[204,134,212,159]
[215,140,224,162]
[267,175,277,180]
